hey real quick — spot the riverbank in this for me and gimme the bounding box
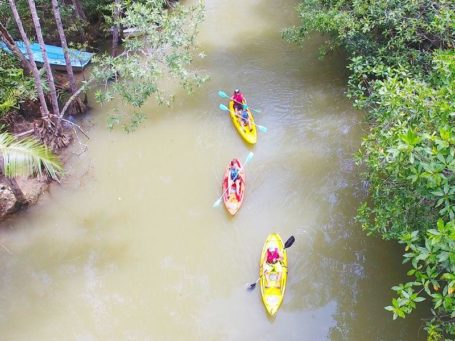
[0,122,78,220]
[0,175,49,218]
[0,71,87,221]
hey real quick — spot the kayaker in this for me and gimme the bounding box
[232,89,246,113]
[264,246,283,284]
[228,160,241,200]
[266,247,282,264]
[241,108,253,131]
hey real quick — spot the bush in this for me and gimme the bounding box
[284,0,455,337]
[0,51,35,116]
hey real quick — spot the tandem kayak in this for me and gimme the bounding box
[259,233,288,316]
[222,158,245,215]
[229,101,257,144]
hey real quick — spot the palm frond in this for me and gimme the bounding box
[0,132,63,180]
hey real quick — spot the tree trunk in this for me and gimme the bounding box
[27,0,60,120]
[112,0,121,57]
[3,177,28,209]
[0,22,32,75]
[8,0,50,119]
[51,0,77,94]
[51,0,85,117]
[71,0,86,20]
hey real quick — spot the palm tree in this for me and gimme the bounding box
[8,0,50,119]
[27,0,60,118]
[51,0,77,95]
[51,0,86,117]
[0,132,62,208]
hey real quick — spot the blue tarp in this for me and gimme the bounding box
[0,41,94,70]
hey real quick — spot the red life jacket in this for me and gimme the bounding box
[233,92,245,104]
[266,248,279,263]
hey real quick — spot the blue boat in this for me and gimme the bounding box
[0,41,94,72]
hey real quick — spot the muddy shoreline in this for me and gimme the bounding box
[0,109,92,222]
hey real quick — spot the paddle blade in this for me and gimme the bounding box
[247,282,257,290]
[252,108,262,113]
[212,197,222,208]
[258,125,268,133]
[218,90,229,99]
[284,235,296,249]
[219,103,229,111]
[244,152,254,165]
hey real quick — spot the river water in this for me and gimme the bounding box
[0,0,426,340]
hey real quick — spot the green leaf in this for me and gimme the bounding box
[0,133,62,180]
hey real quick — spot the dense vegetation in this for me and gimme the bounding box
[1,0,206,131]
[0,0,111,46]
[284,0,454,339]
[0,51,35,116]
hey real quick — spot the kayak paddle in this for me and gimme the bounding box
[247,235,296,291]
[212,152,254,208]
[217,90,262,113]
[219,104,268,133]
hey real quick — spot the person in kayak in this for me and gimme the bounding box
[264,245,283,284]
[232,89,246,114]
[267,247,282,264]
[240,108,253,131]
[228,160,241,200]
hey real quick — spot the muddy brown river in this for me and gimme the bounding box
[0,0,426,339]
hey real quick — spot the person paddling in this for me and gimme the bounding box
[266,246,282,264]
[264,244,283,283]
[228,160,241,200]
[231,89,253,130]
[241,108,253,131]
[231,89,246,114]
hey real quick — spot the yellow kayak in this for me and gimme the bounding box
[229,101,257,144]
[259,233,288,316]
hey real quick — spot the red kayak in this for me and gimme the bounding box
[222,159,245,215]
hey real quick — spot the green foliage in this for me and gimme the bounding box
[0,131,62,180]
[356,53,455,337]
[0,0,89,45]
[283,0,454,108]
[80,0,113,23]
[0,51,35,115]
[91,0,208,129]
[2,0,207,131]
[285,0,455,338]
[356,52,454,238]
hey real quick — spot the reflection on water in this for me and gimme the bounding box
[0,0,425,340]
